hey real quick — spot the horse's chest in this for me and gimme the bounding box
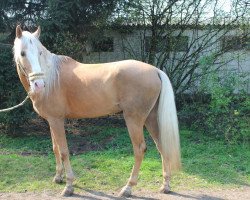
[32,98,65,119]
[32,102,47,118]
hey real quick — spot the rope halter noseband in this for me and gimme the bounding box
[28,72,45,82]
[17,61,45,82]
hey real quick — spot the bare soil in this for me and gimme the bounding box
[0,187,249,200]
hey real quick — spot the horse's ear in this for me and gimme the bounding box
[16,25,22,38]
[33,26,41,38]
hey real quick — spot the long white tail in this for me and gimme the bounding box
[157,70,181,171]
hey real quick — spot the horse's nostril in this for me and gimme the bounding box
[34,81,44,89]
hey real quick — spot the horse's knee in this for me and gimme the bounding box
[60,150,69,161]
[141,142,147,153]
[133,141,146,161]
[139,142,147,154]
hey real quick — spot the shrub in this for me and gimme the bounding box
[179,69,250,144]
[0,43,33,135]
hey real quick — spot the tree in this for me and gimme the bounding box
[0,0,120,54]
[116,0,250,94]
[0,0,47,33]
[40,0,120,57]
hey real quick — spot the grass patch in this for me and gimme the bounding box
[0,126,249,193]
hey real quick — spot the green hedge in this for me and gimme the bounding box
[178,71,250,144]
[0,44,33,134]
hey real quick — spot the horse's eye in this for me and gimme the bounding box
[21,51,25,57]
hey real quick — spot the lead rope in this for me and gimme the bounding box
[0,61,45,113]
[0,95,30,113]
[0,63,31,113]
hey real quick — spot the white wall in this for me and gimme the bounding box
[81,28,250,92]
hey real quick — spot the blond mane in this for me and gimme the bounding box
[44,54,69,98]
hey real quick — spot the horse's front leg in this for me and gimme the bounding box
[51,131,64,184]
[48,118,75,196]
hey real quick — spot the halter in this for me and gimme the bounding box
[17,61,45,82]
[29,72,45,81]
[17,61,29,78]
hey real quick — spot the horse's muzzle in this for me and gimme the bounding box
[29,72,45,93]
[31,79,45,93]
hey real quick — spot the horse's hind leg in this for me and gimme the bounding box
[119,114,146,197]
[145,104,171,193]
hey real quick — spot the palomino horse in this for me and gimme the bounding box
[13,25,181,197]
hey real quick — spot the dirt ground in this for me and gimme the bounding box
[0,187,249,200]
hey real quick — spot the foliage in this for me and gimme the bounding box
[179,66,250,144]
[0,43,33,134]
[40,0,119,50]
[0,0,47,32]
[48,31,84,61]
[0,127,249,192]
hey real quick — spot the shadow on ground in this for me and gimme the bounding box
[72,187,237,200]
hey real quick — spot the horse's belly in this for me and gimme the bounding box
[65,96,121,118]
[66,106,121,118]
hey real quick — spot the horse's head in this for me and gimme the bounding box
[14,25,46,94]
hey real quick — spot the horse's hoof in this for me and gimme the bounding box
[119,185,132,197]
[61,186,74,197]
[159,185,171,194]
[53,175,63,184]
